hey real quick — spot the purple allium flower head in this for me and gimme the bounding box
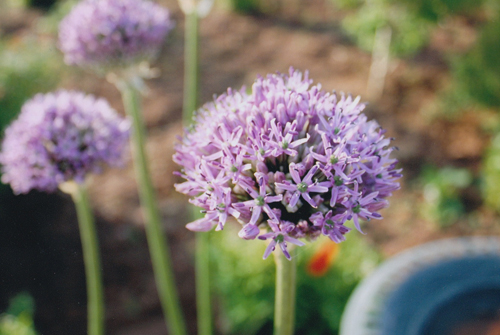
[174,68,402,260]
[58,0,173,72]
[0,90,131,194]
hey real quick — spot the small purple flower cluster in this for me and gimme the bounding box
[174,69,401,260]
[0,90,130,194]
[58,0,173,72]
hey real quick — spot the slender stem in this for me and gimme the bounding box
[120,82,187,335]
[71,182,105,335]
[195,220,212,335]
[183,10,199,122]
[183,9,213,335]
[273,248,297,335]
[366,25,392,101]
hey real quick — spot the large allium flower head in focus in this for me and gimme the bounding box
[58,0,173,73]
[174,68,402,260]
[0,90,131,194]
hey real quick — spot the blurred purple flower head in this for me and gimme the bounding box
[58,0,173,72]
[174,68,402,260]
[0,90,131,194]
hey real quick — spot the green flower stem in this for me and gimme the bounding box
[195,220,212,335]
[183,10,199,122]
[273,247,297,335]
[120,82,187,335]
[182,8,213,335]
[69,182,105,335]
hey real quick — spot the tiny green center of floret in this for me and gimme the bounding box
[297,182,308,193]
[276,234,285,243]
[218,203,226,212]
[256,196,265,206]
[352,204,361,214]
[325,219,335,230]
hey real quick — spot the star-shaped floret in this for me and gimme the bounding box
[258,229,305,260]
[275,163,330,208]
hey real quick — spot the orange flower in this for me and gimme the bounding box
[306,240,339,277]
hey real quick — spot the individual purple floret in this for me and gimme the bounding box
[58,0,174,72]
[174,68,402,260]
[0,90,130,194]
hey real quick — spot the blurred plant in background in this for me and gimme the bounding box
[0,293,37,335]
[482,134,500,213]
[0,38,61,134]
[398,0,488,23]
[219,0,303,20]
[0,2,65,196]
[211,225,380,335]
[55,1,185,333]
[330,0,491,57]
[328,0,499,100]
[419,165,473,228]
[0,0,85,137]
[227,0,263,15]
[1,0,57,10]
[328,0,431,100]
[448,17,500,110]
[332,0,429,57]
[36,0,79,36]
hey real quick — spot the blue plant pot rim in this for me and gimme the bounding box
[340,236,500,335]
[406,276,500,335]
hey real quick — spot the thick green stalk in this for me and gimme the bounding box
[195,218,212,335]
[182,8,213,335]
[120,82,187,335]
[71,183,105,335]
[273,248,297,335]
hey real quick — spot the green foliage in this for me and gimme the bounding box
[1,0,28,9]
[210,225,381,335]
[230,0,262,14]
[28,0,57,10]
[36,0,79,35]
[0,293,37,335]
[219,0,275,15]
[0,37,62,134]
[5,293,35,317]
[210,229,275,335]
[482,135,500,212]
[419,165,473,227]
[340,0,430,56]
[1,0,56,10]
[0,1,72,135]
[294,234,380,335]
[398,0,486,22]
[450,17,500,109]
[333,0,363,10]
[331,0,492,57]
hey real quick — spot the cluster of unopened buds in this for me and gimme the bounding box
[174,68,401,260]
